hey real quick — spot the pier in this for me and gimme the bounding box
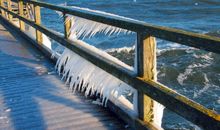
[0,0,219,130]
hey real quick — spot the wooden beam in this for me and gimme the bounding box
[34,5,42,43]
[63,13,71,39]
[18,0,24,30]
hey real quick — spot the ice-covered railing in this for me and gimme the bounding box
[0,0,220,130]
[55,48,138,116]
[56,5,133,39]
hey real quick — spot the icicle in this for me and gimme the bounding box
[55,4,164,127]
[26,4,35,20]
[56,6,133,39]
[56,48,138,117]
[69,16,132,39]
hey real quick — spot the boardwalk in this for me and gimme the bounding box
[0,22,126,130]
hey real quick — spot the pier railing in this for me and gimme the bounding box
[0,0,219,129]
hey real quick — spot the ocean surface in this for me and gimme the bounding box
[40,0,220,129]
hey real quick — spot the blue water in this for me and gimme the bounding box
[39,0,220,129]
[41,0,220,33]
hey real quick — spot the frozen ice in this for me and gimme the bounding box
[56,48,138,117]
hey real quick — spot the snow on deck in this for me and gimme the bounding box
[0,22,126,130]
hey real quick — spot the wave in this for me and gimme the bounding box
[206,30,220,38]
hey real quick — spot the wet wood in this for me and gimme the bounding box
[18,0,24,30]
[1,4,220,130]
[63,13,71,39]
[137,33,156,124]
[34,5,42,43]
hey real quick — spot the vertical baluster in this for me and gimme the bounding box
[136,33,159,126]
[0,0,5,17]
[63,13,71,39]
[34,4,42,43]
[6,0,12,21]
[18,0,24,30]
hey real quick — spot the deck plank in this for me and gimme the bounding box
[0,23,126,130]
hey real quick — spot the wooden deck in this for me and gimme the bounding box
[0,22,126,130]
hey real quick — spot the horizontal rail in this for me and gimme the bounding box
[1,6,219,130]
[22,0,220,54]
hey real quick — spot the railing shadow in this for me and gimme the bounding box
[0,22,123,130]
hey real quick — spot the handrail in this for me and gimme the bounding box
[23,0,220,54]
[0,0,219,130]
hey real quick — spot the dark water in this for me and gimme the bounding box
[40,0,220,129]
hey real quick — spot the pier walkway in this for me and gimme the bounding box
[0,22,125,130]
[0,0,219,129]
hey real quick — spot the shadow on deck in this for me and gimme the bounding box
[0,21,126,130]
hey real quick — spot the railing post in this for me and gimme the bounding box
[6,0,12,21]
[18,0,24,30]
[136,33,162,127]
[0,0,5,17]
[63,13,71,39]
[34,4,42,43]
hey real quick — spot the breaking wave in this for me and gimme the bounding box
[105,45,220,129]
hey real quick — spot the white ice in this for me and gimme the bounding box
[56,48,138,117]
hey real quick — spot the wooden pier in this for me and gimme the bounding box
[0,21,126,130]
[0,0,219,130]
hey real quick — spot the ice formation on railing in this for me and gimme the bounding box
[68,15,132,39]
[55,5,165,127]
[57,6,133,39]
[12,3,165,127]
[26,4,35,20]
[55,48,138,117]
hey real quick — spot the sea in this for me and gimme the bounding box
[39,0,220,129]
